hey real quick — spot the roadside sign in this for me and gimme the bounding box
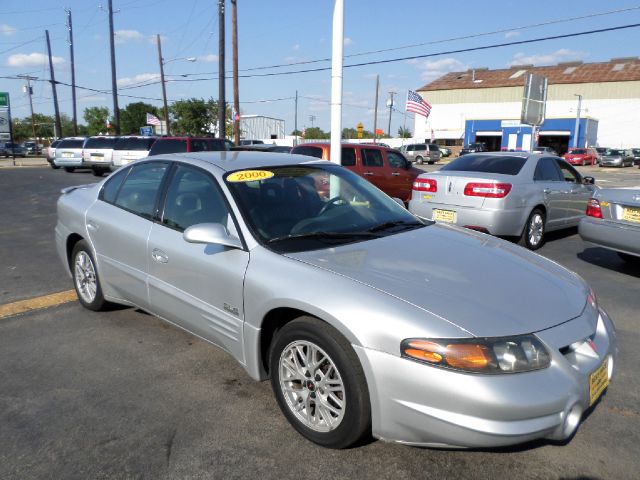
[0,92,8,107]
[521,74,548,126]
[139,126,154,136]
[357,122,364,139]
[0,110,9,134]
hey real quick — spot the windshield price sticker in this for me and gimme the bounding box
[227,170,275,182]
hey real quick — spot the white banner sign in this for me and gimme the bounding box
[0,110,9,134]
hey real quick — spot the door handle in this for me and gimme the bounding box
[391,172,400,176]
[151,248,169,264]
[363,172,374,176]
[543,188,551,194]
[87,221,99,231]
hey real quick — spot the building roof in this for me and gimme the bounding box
[418,58,640,92]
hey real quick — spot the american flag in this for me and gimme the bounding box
[146,112,161,126]
[406,90,432,118]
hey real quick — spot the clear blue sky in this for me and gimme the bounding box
[2,0,640,136]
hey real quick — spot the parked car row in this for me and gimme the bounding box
[0,141,27,157]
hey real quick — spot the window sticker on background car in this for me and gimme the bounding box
[227,170,275,182]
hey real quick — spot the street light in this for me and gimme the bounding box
[573,94,582,148]
[157,33,196,135]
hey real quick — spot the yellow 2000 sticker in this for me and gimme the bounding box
[227,170,275,182]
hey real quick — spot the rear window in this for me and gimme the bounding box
[51,140,61,148]
[442,155,527,175]
[115,137,156,151]
[428,144,439,151]
[292,146,323,159]
[149,139,188,155]
[605,149,623,156]
[57,139,85,149]
[84,137,116,149]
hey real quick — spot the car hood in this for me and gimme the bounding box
[285,224,588,337]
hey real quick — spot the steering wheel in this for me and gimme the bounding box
[318,195,347,215]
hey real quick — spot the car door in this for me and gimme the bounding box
[147,163,249,360]
[386,150,413,200]
[555,159,592,225]
[86,161,170,307]
[533,157,568,229]
[359,147,391,193]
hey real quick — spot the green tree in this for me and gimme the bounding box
[119,102,160,135]
[84,106,110,135]
[169,97,232,137]
[291,129,303,136]
[304,127,329,139]
[398,126,412,138]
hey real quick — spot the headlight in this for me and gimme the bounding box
[401,335,551,374]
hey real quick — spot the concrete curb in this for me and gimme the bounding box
[0,157,49,168]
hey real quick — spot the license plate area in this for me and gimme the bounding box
[589,357,609,406]
[433,209,456,223]
[622,206,640,223]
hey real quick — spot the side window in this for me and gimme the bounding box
[406,145,415,152]
[534,157,562,182]
[555,160,581,183]
[292,146,323,158]
[162,165,230,232]
[341,147,356,166]
[191,140,208,152]
[113,162,168,219]
[387,151,407,168]
[361,148,384,167]
[100,166,130,203]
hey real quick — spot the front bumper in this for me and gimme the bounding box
[600,159,623,167]
[408,201,526,237]
[354,309,616,448]
[579,217,640,257]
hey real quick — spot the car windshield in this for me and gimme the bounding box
[57,139,85,149]
[605,149,623,156]
[115,137,156,150]
[568,149,586,154]
[441,154,527,175]
[84,137,116,149]
[632,149,640,154]
[225,164,425,253]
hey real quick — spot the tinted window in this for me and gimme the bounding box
[149,139,187,155]
[113,162,168,219]
[428,144,439,152]
[361,149,384,167]
[341,147,356,166]
[293,146,323,159]
[442,155,527,175]
[210,139,227,151]
[100,166,130,203]
[605,149,623,156]
[162,165,230,232]
[84,137,116,149]
[57,139,85,149]
[51,140,61,148]
[387,151,407,168]
[555,160,581,183]
[114,137,156,151]
[534,157,562,181]
[191,139,208,152]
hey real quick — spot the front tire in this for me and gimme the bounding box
[71,240,109,311]
[269,316,371,449]
[519,208,546,250]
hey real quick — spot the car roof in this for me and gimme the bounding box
[156,151,322,172]
[297,142,390,150]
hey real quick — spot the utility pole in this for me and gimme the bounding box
[108,0,120,134]
[45,30,62,138]
[156,34,170,135]
[66,8,78,135]
[18,75,38,140]
[387,91,395,137]
[294,90,298,145]
[218,0,226,139]
[231,0,239,145]
[372,75,379,143]
[309,115,316,128]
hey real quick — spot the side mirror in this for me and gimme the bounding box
[183,223,242,249]
[583,176,595,185]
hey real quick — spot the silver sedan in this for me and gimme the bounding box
[409,152,595,249]
[55,152,616,449]
[579,187,640,264]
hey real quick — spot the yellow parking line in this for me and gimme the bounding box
[0,290,77,320]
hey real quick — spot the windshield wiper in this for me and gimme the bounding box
[366,220,424,233]
[268,231,381,244]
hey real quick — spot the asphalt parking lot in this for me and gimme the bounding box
[1,165,639,479]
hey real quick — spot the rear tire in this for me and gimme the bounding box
[64,167,75,173]
[92,167,105,177]
[415,156,423,165]
[71,240,110,311]
[519,208,546,250]
[269,316,371,449]
[619,252,640,265]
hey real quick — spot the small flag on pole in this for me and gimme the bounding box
[406,90,432,119]
[146,112,161,126]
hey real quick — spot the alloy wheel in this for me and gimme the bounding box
[74,251,97,304]
[528,213,544,247]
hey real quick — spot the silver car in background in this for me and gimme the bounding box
[46,139,62,169]
[110,136,156,171]
[579,187,640,264]
[55,152,615,449]
[599,148,634,168]
[54,137,87,172]
[400,143,441,165]
[83,136,117,177]
[409,153,595,249]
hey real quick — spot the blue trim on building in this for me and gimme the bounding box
[464,118,598,150]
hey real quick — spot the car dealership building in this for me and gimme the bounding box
[414,58,640,154]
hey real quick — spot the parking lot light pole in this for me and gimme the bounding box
[573,94,582,148]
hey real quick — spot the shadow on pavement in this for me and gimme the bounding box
[577,247,640,278]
